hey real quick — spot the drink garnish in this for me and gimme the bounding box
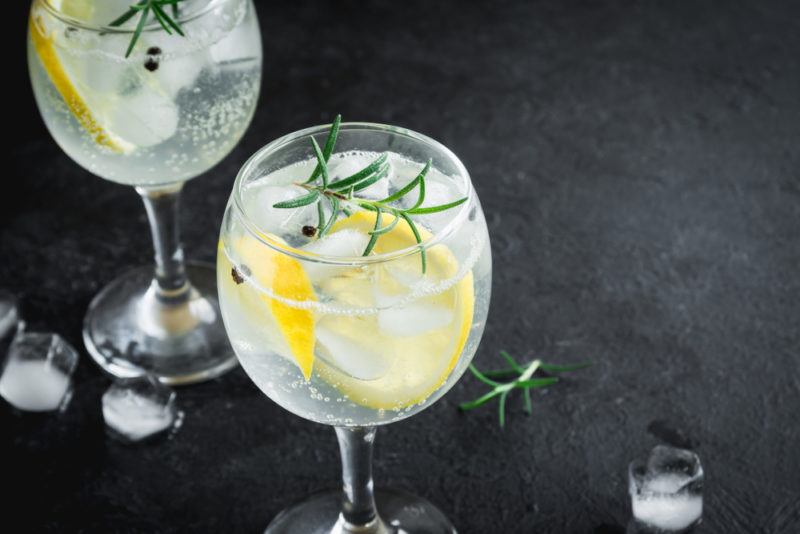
[271,115,468,273]
[459,350,591,428]
[109,0,187,58]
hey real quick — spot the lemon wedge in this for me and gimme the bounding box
[29,9,136,154]
[218,237,317,380]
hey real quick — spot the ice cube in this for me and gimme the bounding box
[0,332,78,412]
[208,4,260,68]
[410,179,458,233]
[378,303,454,337]
[316,320,390,380]
[152,50,207,98]
[302,229,371,283]
[247,184,318,235]
[629,445,704,532]
[329,157,367,181]
[0,290,19,340]
[102,375,179,443]
[106,89,179,148]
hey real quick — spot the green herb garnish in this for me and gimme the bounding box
[459,350,591,428]
[109,0,186,58]
[272,115,468,273]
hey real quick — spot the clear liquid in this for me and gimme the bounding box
[28,0,262,186]
[217,153,492,426]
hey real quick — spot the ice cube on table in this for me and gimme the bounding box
[302,230,371,283]
[0,290,19,340]
[0,332,78,412]
[316,320,390,380]
[102,375,179,443]
[629,445,704,532]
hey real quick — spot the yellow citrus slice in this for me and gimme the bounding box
[218,236,317,380]
[314,211,475,410]
[29,7,135,154]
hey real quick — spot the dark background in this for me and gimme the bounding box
[5,0,800,532]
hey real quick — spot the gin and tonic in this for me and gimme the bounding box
[218,121,491,532]
[28,0,262,383]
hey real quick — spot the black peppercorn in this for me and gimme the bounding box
[302,225,317,237]
[231,267,245,285]
[144,57,159,72]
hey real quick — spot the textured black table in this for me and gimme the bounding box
[5,1,800,532]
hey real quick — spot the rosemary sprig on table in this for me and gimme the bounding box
[272,115,468,273]
[109,0,186,58]
[459,350,591,428]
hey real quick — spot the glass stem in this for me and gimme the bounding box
[137,184,189,299]
[335,426,386,533]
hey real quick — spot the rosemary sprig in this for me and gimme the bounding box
[459,350,591,428]
[109,0,186,58]
[272,115,468,273]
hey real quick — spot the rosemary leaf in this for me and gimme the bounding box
[318,196,339,238]
[498,391,510,428]
[362,208,382,256]
[109,5,142,27]
[515,378,559,389]
[328,154,388,191]
[152,3,184,36]
[399,212,426,273]
[523,388,533,415]
[368,214,400,236]
[310,137,329,189]
[273,190,319,208]
[458,389,502,411]
[124,5,150,58]
[406,197,468,215]
[151,5,173,34]
[351,163,390,192]
[316,200,327,234]
[306,114,341,184]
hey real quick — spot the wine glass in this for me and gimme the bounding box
[28,0,263,384]
[217,121,492,532]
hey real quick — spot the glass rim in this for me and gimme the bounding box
[36,0,231,35]
[230,121,475,266]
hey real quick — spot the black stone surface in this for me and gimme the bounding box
[5,0,800,532]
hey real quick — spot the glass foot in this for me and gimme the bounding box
[265,489,457,534]
[83,262,237,385]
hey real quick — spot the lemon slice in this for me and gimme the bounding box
[218,237,317,380]
[314,211,475,410]
[29,9,136,154]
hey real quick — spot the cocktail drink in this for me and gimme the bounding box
[218,120,491,532]
[28,0,262,383]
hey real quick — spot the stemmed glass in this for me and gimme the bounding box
[217,122,492,532]
[27,0,262,383]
